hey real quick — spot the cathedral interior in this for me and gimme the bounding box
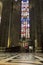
[0,0,43,65]
[0,0,43,53]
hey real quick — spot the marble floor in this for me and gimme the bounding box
[0,53,43,65]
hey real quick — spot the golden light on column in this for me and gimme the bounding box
[8,37,10,48]
[7,37,11,48]
[7,22,11,48]
[0,2,3,16]
[7,10,12,48]
[0,1,3,24]
[7,0,13,48]
[7,20,11,48]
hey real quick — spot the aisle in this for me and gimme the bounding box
[0,53,43,65]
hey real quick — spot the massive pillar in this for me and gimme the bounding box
[34,0,43,52]
[0,0,21,48]
[30,0,43,52]
[0,0,11,47]
[39,0,43,52]
[10,0,21,47]
[30,0,35,51]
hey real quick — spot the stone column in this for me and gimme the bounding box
[30,0,35,52]
[39,0,43,52]
[0,0,11,47]
[10,1,21,47]
[34,0,42,52]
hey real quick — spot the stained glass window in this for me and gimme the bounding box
[21,0,30,39]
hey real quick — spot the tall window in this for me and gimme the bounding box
[21,0,30,39]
